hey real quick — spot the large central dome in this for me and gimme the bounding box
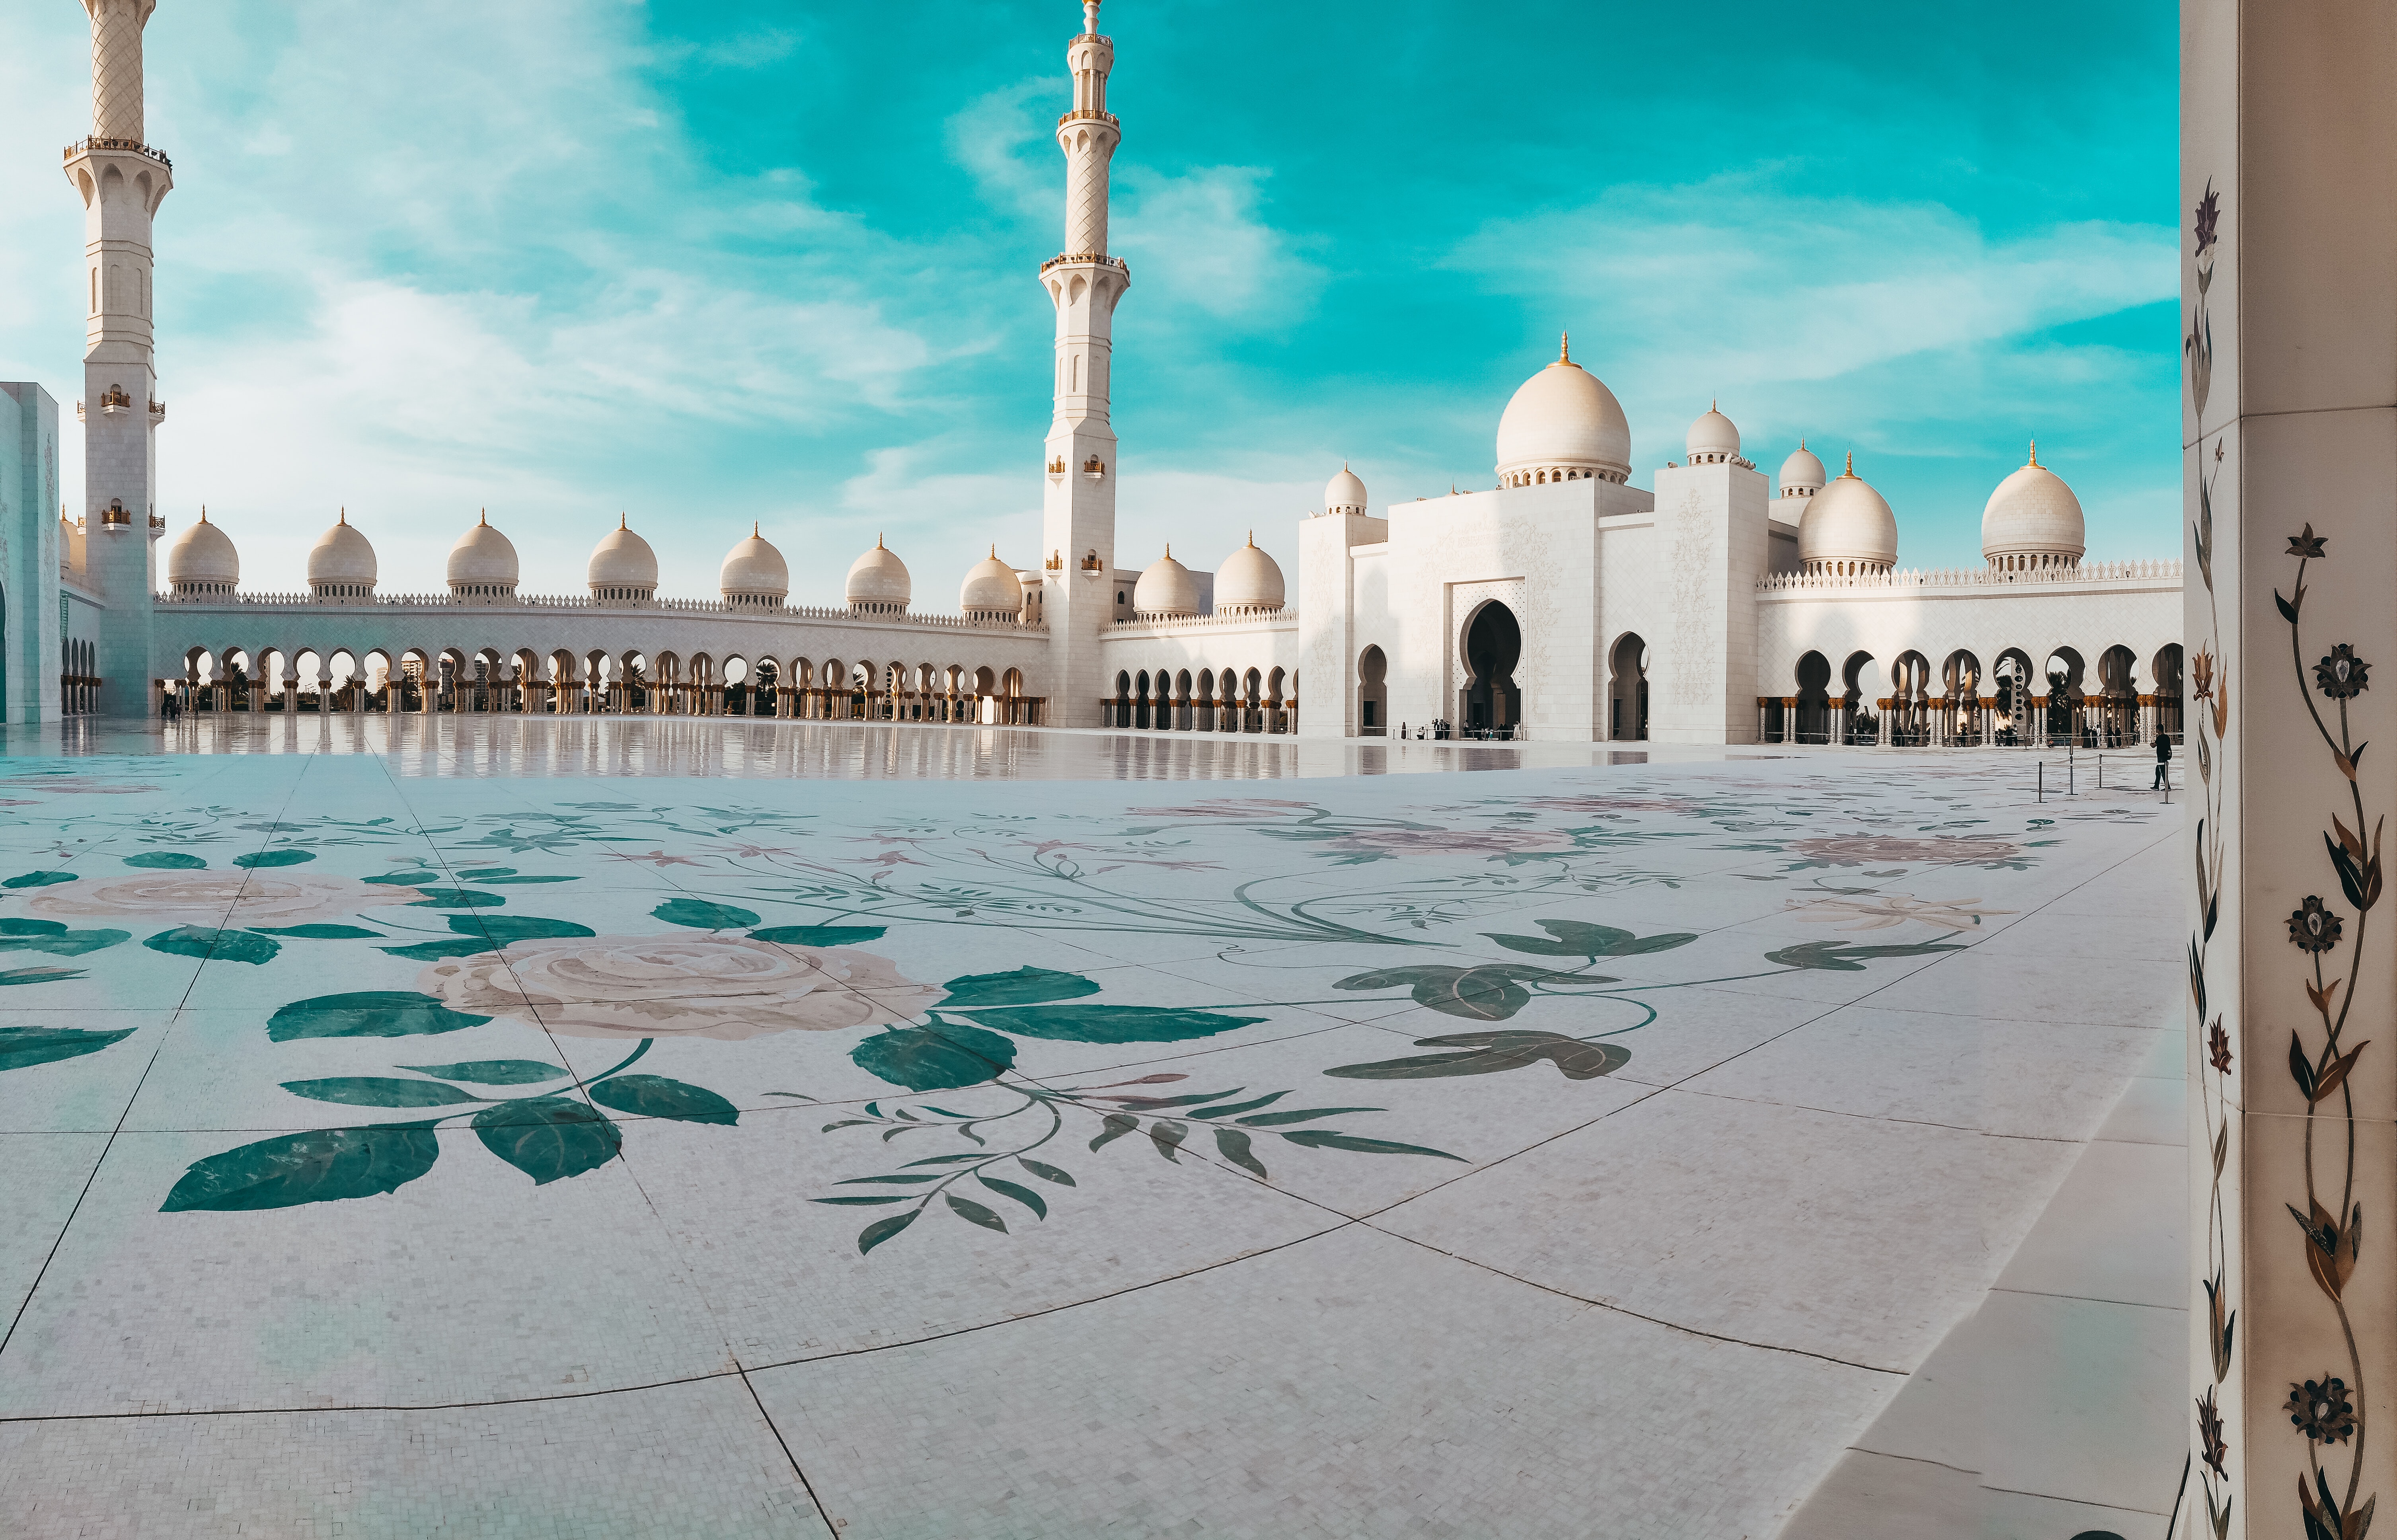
[1495,333,1632,487]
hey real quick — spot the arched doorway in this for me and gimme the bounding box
[2152,643,2185,741]
[1840,651,1877,744]
[1459,602,1521,735]
[1609,633,1648,741]
[1357,646,1387,736]
[2045,648,2087,745]
[1794,651,1832,743]
[2097,645,2139,745]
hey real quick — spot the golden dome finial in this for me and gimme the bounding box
[2028,439,2039,468]
[478,507,487,526]
[1844,451,1855,477]
[199,505,208,523]
[1558,329,1572,365]
[338,506,347,525]
[1799,437,1807,450]
[619,511,628,529]
[1246,530,1255,546]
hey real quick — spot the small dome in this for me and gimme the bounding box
[1685,402,1739,462]
[961,548,1025,615]
[1132,547,1200,617]
[587,515,659,597]
[1325,464,1369,515]
[845,536,912,609]
[1778,440,1827,497]
[1214,534,1285,613]
[720,524,789,604]
[446,512,520,591]
[1797,453,1899,573]
[306,511,376,587]
[1495,331,1632,485]
[1980,443,2086,569]
[167,509,239,590]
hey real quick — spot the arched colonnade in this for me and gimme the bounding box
[62,638,99,716]
[1761,641,2187,748]
[1107,665,1296,734]
[164,647,1044,725]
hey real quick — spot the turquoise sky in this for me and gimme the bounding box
[0,1,2177,604]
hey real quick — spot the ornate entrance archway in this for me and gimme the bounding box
[1458,601,1521,734]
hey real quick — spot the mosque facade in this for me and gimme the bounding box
[18,0,2182,747]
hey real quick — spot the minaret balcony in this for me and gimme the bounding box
[64,136,171,170]
[1057,109,1119,128]
[1041,252,1128,276]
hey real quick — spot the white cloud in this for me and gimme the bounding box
[947,79,1058,222]
[1454,179,2173,404]
[1112,166,1325,324]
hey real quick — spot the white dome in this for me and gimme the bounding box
[960,549,1025,615]
[1797,454,1898,572]
[1981,445,2085,568]
[1132,548,1200,617]
[1778,441,1827,496]
[587,517,659,594]
[167,511,239,589]
[446,514,520,591]
[720,525,789,602]
[1214,534,1285,613]
[846,537,912,609]
[1324,464,1369,515]
[1495,333,1631,485]
[1685,402,1740,462]
[306,513,376,587]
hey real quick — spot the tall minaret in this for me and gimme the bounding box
[64,0,169,715]
[1038,0,1128,727]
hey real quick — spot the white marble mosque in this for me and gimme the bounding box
[0,0,2183,751]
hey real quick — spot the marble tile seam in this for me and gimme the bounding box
[0,1214,1368,1423]
[1979,1477,2177,1519]
[0,1037,169,1363]
[1821,1443,1982,1480]
[1361,1228,1910,1378]
[1640,1082,2090,1144]
[1984,1284,2188,1314]
[735,1365,840,1540]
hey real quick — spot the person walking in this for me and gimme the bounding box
[2153,731,2172,790]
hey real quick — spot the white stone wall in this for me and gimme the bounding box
[1755,571,2183,698]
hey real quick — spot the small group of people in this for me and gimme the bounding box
[1395,720,1458,741]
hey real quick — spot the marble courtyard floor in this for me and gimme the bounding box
[0,719,2184,1538]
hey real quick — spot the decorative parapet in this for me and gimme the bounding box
[151,590,1046,632]
[1756,558,2182,593]
[1108,609,1296,635]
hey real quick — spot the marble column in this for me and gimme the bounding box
[2185,3,2397,1533]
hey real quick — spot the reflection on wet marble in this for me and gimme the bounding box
[2,712,1762,780]
[0,724,2179,1537]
